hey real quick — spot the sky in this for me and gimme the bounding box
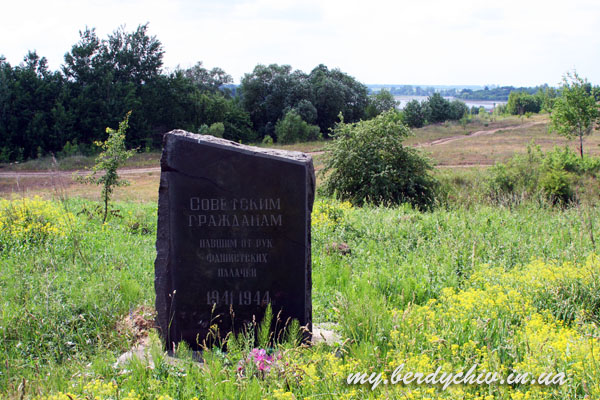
[2,0,600,87]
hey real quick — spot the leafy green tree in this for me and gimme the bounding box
[240,64,313,138]
[365,89,398,119]
[1,24,257,159]
[309,64,368,135]
[538,86,558,112]
[78,111,136,222]
[448,100,468,120]
[103,24,164,86]
[402,99,426,128]
[62,25,164,148]
[322,111,437,208]
[425,93,451,123]
[240,63,368,139]
[506,91,542,115]
[184,61,233,94]
[0,51,66,160]
[292,99,318,124]
[274,110,321,144]
[550,71,600,159]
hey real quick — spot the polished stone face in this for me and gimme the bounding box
[155,131,314,351]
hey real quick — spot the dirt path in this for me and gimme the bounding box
[0,122,542,180]
[0,167,161,179]
[418,121,545,147]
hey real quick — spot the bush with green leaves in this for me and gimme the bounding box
[540,168,574,205]
[261,135,273,145]
[198,122,225,138]
[485,143,599,204]
[274,110,321,144]
[322,110,438,208]
[486,143,543,201]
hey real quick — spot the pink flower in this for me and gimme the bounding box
[249,348,274,372]
[238,348,281,378]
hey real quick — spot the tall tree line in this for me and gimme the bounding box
[0,24,369,162]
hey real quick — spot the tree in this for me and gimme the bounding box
[0,51,65,160]
[184,61,233,94]
[365,89,398,118]
[538,86,558,113]
[103,23,164,86]
[425,93,451,123]
[240,64,313,138]
[78,111,136,222]
[62,24,164,148]
[322,111,437,208]
[448,100,468,121]
[402,99,426,128]
[309,64,368,135]
[239,63,368,139]
[550,71,600,159]
[506,91,542,115]
[0,24,256,159]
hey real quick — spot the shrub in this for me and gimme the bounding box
[58,140,81,158]
[209,122,225,137]
[540,169,574,205]
[274,110,321,144]
[322,111,438,208]
[311,198,353,229]
[262,135,273,145]
[0,146,10,163]
[485,143,544,202]
[542,145,600,175]
[483,143,599,205]
[198,122,226,138]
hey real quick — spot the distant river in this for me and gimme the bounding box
[394,96,507,111]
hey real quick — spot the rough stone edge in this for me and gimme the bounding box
[163,130,312,168]
[154,138,173,349]
[305,155,315,342]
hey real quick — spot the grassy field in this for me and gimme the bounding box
[0,196,598,399]
[405,114,547,146]
[1,115,600,399]
[418,116,600,167]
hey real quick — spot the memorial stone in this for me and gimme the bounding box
[155,130,315,351]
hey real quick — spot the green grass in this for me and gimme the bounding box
[1,195,599,399]
[0,199,157,395]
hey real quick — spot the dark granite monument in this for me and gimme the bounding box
[155,131,315,351]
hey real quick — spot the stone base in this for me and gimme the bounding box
[115,324,342,367]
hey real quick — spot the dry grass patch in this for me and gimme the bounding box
[425,120,600,166]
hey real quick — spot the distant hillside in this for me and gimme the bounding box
[367,84,553,101]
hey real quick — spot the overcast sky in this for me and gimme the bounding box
[2,0,599,87]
